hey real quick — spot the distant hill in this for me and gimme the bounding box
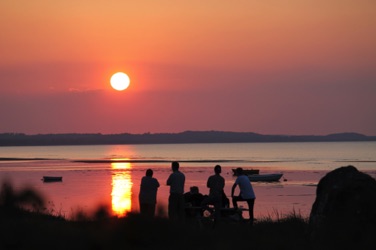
[0,131,375,146]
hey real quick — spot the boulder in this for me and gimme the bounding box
[309,165,376,249]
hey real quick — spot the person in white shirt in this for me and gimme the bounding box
[231,167,256,225]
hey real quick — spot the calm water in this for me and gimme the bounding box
[1,142,375,219]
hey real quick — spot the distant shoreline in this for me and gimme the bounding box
[1,131,375,146]
[0,157,284,164]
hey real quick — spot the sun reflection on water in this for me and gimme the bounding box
[111,162,132,216]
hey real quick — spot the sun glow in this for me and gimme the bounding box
[111,162,132,216]
[110,72,130,91]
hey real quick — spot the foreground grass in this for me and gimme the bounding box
[1,182,374,250]
[0,181,312,250]
[0,205,312,250]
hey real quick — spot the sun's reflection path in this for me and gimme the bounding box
[111,162,132,216]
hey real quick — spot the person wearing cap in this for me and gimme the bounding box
[231,167,256,225]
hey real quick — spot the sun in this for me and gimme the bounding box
[110,72,130,91]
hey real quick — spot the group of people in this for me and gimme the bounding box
[138,161,256,224]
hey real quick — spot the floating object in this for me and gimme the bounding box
[248,173,283,182]
[42,176,63,182]
[232,168,260,176]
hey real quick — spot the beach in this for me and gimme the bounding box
[1,142,375,219]
[0,162,373,220]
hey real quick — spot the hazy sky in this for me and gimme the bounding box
[1,1,375,135]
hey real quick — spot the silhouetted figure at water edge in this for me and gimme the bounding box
[201,165,225,221]
[184,186,205,207]
[231,167,256,225]
[184,186,205,217]
[139,169,160,217]
[166,161,186,221]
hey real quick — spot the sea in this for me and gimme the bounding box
[0,142,375,219]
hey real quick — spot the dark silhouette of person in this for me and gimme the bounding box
[166,161,185,221]
[184,186,205,207]
[201,165,225,220]
[184,186,205,217]
[139,169,160,217]
[221,189,230,208]
[231,167,256,225]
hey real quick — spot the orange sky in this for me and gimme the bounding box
[1,1,375,135]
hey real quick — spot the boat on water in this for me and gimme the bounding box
[248,173,283,182]
[232,168,260,176]
[42,176,63,182]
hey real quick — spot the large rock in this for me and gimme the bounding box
[309,165,376,249]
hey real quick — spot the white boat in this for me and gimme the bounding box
[248,173,283,182]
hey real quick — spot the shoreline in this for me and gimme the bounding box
[1,131,375,147]
[0,165,325,219]
[1,165,375,219]
[1,157,286,164]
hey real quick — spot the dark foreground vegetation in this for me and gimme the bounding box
[1,180,375,250]
[1,208,309,250]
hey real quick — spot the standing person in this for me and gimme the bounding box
[201,165,225,220]
[166,161,185,221]
[139,169,160,217]
[231,167,256,225]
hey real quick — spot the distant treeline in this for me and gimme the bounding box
[0,131,375,146]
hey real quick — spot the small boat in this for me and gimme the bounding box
[232,168,260,176]
[42,176,63,182]
[248,173,283,182]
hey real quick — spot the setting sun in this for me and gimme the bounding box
[110,72,130,91]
